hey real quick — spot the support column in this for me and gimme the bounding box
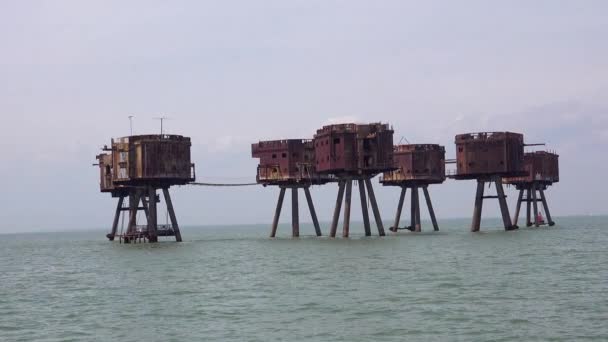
[413,187,422,232]
[539,187,555,226]
[304,187,322,236]
[342,180,353,237]
[270,187,286,237]
[392,187,407,232]
[330,181,346,238]
[471,180,485,232]
[531,183,539,227]
[365,178,385,236]
[147,187,158,242]
[108,196,125,241]
[526,188,532,227]
[422,186,439,231]
[358,179,371,236]
[513,189,524,227]
[127,191,140,235]
[410,186,416,231]
[495,178,514,230]
[140,195,150,222]
[291,187,299,237]
[163,188,182,242]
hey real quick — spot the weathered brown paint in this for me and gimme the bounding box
[454,132,525,180]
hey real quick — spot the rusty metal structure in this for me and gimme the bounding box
[452,132,526,232]
[504,151,559,227]
[96,134,195,243]
[381,144,445,232]
[313,123,394,237]
[251,139,331,237]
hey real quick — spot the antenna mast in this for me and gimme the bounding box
[154,116,169,135]
[128,115,135,135]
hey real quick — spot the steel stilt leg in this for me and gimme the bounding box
[532,183,539,227]
[539,187,554,226]
[330,181,346,238]
[471,180,485,232]
[422,186,439,231]
[513,189,524,228]
[291,187,299,237]
[392,187,406,232]
[365,179,385,236]
[358,180,371,236]
[147,187,158,242]
[342,180,352,237]
[108,196,124,241]
[526,188,532,227]
[163,188,182,242]
[304,187,322,236]
[270,187,286,237]
[413,187,421,232]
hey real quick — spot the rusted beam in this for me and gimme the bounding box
[270,187,286,237]
[471,180,484,232]
[163,188,182,242]
[291,187,299,237]
[539,187,555,226]
[365,178,385,236]
[392,187,406,232]
[304,187,322,236]
[422,186,439,231]
[330,181,346,238]
[108,196,125,241]
[358,180,371,236]
[343,180,353,237]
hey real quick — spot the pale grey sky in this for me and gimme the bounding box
[1,1,607,233]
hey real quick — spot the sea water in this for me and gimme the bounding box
[0,216,606,341]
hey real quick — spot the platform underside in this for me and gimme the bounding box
[259,179,335,187]
[451,170,528,180]
[113,178,194,187]
[507,181,554,190]
[381,179,445,186]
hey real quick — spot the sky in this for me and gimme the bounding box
[0,1,607,233]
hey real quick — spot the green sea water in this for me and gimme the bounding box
[1,216,606,341]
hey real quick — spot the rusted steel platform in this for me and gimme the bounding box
[452,132,526,232]
[252,139,330,237]
[314,123,395,237]
[504,151,559,227]
[381,144,446,232]
[95,134,194,243]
